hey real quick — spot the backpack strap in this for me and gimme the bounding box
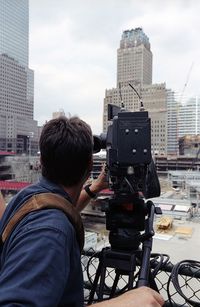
[1,193,84,251]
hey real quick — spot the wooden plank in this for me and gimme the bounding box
[175,226,193,236]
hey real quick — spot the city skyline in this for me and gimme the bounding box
[29,1,200,133]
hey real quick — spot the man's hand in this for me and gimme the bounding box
[92,287,164,307]
[89,164,108,194]
[76,164,108,212]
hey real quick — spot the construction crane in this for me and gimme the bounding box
[176,62,194,156]
[179,62,194,104]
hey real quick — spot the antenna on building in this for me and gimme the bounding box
[128,83,144,111]
[118,82,125,109]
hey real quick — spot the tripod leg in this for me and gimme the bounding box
[88,258,103,304]
[148,271,159,292]
[128,254,136,290]
[110,271,120,298]
[98,265,107,301]
[128,270,134,290]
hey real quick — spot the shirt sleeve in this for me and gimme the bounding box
[0,210,75,307]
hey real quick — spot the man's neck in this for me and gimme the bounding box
[61,183,83,205]
[61,167,90,205]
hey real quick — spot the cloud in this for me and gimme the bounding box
[29,0,200,131]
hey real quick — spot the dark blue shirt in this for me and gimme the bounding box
[0,177,84,307]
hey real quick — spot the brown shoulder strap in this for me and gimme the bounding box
[1,193,84,251]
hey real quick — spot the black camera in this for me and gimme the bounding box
[93,104,160,250]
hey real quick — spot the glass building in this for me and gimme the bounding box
[0,0,38,154]
[178,96,200,136]
[0,0,29,67]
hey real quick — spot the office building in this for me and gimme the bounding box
[52,109,66,119]
[178,96,200,137]
[103,28,168,155]
[117,28,152,86]
[179,135,200,157]
[166,93,200,155]
[0,0,38,154]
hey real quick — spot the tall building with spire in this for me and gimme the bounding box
[0,0,38,154]
[103,28,169,156]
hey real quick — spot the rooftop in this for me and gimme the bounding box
[0,181,30,191]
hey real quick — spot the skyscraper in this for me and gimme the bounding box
[166,93,200,155]
[0,0,38,154]
[103,28,168,155]
[0,0,29,67]
[117,28,152,86]
[178,96,200,136]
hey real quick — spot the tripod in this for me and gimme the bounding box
[88,200,161,304]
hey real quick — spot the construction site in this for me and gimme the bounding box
[81,168,200,306]
[81,155,200,271]
[0,151,200,305]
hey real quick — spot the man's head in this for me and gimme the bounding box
[39,116,93,187]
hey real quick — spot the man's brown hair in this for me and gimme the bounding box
[39,116,93,186]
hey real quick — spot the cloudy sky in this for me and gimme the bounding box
[29,0,200,133]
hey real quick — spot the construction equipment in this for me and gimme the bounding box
[176,62,194,155]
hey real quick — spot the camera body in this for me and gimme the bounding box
[107,108,151,195]
[94,104,160,250]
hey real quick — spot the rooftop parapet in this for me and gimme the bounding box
[120,28,151,50]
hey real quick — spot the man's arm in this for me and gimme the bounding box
[76,164,108,212]
[91,287,164,307]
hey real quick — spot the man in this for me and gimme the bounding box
[0,116,164,306]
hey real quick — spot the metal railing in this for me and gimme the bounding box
[81,249,200,306]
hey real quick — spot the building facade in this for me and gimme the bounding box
[179,135,200,157]
[0,0,29,67]
[165,92,200,156]
[117,28,152,86]
[103,28,168,155]
[167,90,178,155]
[52,109,66,119]
[178,96,200,137]
[0,0,38,154]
